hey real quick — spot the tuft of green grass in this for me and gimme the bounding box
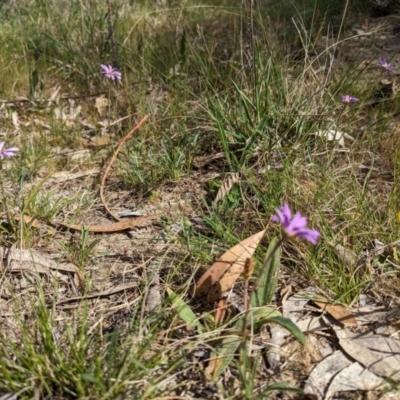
[0,289,185,399]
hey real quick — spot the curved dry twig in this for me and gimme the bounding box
[100,114,150,221]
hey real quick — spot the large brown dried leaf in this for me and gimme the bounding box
[313,301,357,326]
[194,229,266,303]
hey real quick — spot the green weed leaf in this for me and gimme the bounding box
[265,316,307,345]
[207,335,242,379]
[263,381,303,394]
[252,237,281,307]
[166,288,204,333]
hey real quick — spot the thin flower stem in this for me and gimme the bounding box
[106,0,119,66]
[243,279,249,312]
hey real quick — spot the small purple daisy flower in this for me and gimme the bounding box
[378,58,394,72]
[341,95,359,105]
[0,142,19,159]
[271,203,320,245]
[100,64,122,81]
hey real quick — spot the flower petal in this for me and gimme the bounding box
[271,203,319,245]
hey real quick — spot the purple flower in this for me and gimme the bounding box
[100,64,122,81]
[378,58,394,72]
[341,95,359,105]
[0,142,19,159]
[271,203,320,245]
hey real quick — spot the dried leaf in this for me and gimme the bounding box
[313,301,357,326]
[88,135,110,147]
[354,306,400,325]
[311,129,346,146]
[146,260,162,312]
[67,149,91,163]
[0,246,79,275]
[194,229,266,303]
[304,351,354,399]
[325,362,384,399]
[336,329,400,381]
[213,173,240,205]
[11,111,20,131]
[51,169,100,182]
[95,96,109,117]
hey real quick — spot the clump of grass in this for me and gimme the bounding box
[0,290,184,398]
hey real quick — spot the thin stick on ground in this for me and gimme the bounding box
[100,114,150,222]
